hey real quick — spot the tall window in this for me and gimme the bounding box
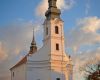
[46,27,48,35]
[55,26,59,34]
[56,78,60,80]
[56,43,59,50]
[13,72,14,77]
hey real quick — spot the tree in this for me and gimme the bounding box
[80,62,100,80]
[87,64,100,80]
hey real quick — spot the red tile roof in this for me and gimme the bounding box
[10,55,28,70]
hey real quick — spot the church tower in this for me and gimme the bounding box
[10,0,73,80]
[42,0,73,80]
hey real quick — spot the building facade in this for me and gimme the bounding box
[10,0,73,80]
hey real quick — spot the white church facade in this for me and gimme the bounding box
[10,0,73,80]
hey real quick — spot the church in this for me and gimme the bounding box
[10,0,73,80]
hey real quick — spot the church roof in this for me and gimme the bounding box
[10,55,27,70]
[10,29,37,70]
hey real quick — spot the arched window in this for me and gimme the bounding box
[46,27,48,35]
[55,26,59,34]
[56,43,59,50]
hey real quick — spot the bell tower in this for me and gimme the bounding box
[43,0,73,80]
[43,0,65,58]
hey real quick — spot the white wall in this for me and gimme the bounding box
[27,68,50,80]
[27,41,51,61]
[26,66,69,80]
[11,63,26,80]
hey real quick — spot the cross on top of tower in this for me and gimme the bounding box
[45,0,61,20]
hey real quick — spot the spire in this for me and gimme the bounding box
[29,28,37,54]
[45,0,61,20]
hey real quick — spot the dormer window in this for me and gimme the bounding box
[55,26,59,34]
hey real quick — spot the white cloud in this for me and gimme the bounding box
[36,0,74,17]
[65,16,100,80]
[0,42,8,61]
[66,16,100,52]
[0,20,43,56]
[57,0,74,10]
[0,20,43,80]
[78,16,100,33]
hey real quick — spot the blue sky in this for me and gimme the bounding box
[0,0,100,80]
[0,0,38,25]
[0,0,100,27]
